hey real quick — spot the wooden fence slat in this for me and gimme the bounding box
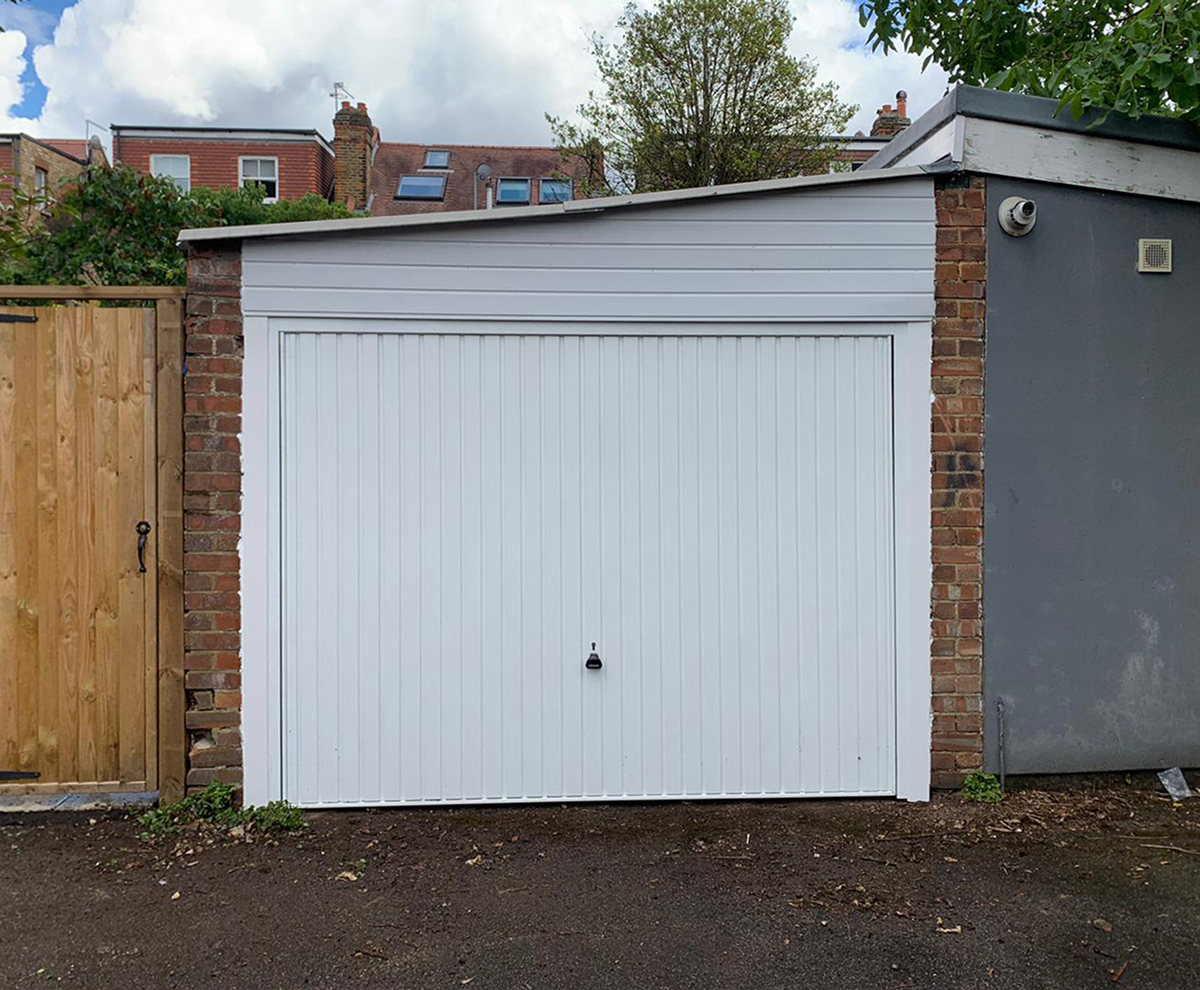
[36,311,60,781]
[75,309,98,782]
[155,298,185,804]
[0,317,17,771]
[13,315,39,773]
[117,310,146,782]
[93,308,119,781]
[141,309,159,789]
[55,310,79,782]
[0,779,148,796]
[0,286,185,301]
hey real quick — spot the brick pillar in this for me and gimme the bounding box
[930,174,986,788]
[183,243,244,792]
[333,101,375,211]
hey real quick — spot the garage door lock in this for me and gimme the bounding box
[585,644,602,670]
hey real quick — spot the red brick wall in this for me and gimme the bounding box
[183,243,244,791]
[930,174,987,788]
[333,102,374,210]
[0,142,12,204]
[115,137,332,200]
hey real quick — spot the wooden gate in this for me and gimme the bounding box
[0,287,184,802]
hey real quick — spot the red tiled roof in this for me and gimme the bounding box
[369,142,590,216]
[41,139,90,161]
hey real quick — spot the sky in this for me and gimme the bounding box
[0,0,948,150]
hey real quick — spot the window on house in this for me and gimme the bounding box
[396,174,446,200]
[33,167,47,197]
[150,154,191,192]
[240,157,279,201]
[423,150,451,168]
[539,178,572,204]
[496,178,531,205]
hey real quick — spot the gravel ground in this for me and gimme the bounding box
[2,774,1198,990]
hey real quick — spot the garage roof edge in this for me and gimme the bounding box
[864,84,1200,171]
[177,165,933,244]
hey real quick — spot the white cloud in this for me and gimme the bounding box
[0,30,31,129]
[789,0,948,134]
[0,0,946,147]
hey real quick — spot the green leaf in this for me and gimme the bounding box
[856,0,1199,122]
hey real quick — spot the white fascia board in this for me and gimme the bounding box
[880,118,961,170]
[178,165,934,243]
[115,128,334,156]
[960,116,1200,203]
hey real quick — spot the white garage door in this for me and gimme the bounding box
[280,329,896,806]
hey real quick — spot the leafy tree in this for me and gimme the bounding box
[8,164,352,286]
[548,0,856,195]
[0,171,47,282]
[858,0,1200,123]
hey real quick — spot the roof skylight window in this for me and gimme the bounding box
[396,174,447,200]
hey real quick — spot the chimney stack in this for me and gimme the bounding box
[871,89,911,139]
[333,101,375,211]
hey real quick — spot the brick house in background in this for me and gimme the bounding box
[110,90,913,216]
[110,125,337,202]
[0,132,107,206]
[330,101,590,215]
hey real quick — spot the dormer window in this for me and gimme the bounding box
[423,150,451,169]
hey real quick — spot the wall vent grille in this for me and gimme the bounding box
[1138,238,1173,273]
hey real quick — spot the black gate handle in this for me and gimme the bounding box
[136,520,151,573]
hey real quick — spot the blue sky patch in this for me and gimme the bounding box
[1,0,73,118]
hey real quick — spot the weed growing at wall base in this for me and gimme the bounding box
[139,781,306,838]
[961,771,1004,804]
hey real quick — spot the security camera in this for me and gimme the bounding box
[999,196,1037,237]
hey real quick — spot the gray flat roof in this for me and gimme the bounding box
[111,124,335,155]
[865,85,1200,170]
[178,164,933,244]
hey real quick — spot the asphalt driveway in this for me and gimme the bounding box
[2,775,1197,989]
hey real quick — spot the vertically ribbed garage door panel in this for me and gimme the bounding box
[282,331,895,806]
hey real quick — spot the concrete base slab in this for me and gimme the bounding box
[0,792,158,813]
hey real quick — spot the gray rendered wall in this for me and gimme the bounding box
[984,177,1200,773]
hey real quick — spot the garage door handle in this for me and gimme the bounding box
[585,643,602,670]
[136,521,151,573]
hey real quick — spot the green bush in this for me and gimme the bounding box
[243,799,307,834]
[139,781,306,838]
[961,770,1004,804]
[7,164,354,287]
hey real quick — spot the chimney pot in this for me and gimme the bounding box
[341,101,350,110]
[357,102,367,112]
[871,91,912,138]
